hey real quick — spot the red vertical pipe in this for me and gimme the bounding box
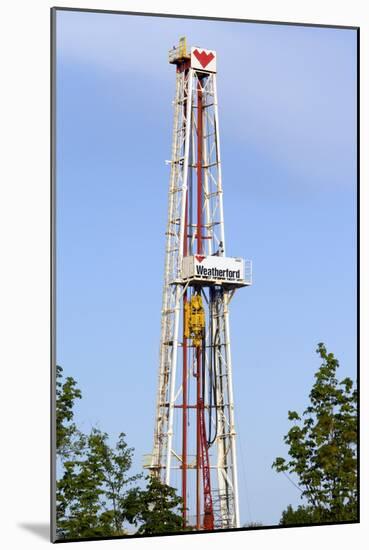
[182,203,188,528]
[196,77,203,531]
[196,345,202,530]
[197,80,203,256]
[182,71,189,529]
[182,295,188,529]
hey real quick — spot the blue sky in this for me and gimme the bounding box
[56,10,357,526]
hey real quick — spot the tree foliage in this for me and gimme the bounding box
[56,366,184,539]
[279,504,324,525]
[57,428,140,538]
[272,343,357,524]
[56,365,82,458]
[125,476,184,535]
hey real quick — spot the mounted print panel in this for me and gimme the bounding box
[51,7,358,543]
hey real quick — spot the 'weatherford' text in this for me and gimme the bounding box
[195,265,241,279]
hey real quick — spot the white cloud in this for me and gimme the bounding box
[57,11,357,189]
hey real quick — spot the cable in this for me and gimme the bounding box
[208,287,213,442]
[283,471,303,493]
[207,287,218,447]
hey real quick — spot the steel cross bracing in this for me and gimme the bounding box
[150,50,242,531]
[151,67,193,480]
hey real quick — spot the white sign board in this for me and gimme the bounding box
[191,47,217,73]
[182,255,248,286]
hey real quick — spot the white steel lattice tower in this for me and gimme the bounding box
[149,38,252,531]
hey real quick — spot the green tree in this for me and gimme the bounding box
[57,428,141,538]
[56,365,82,458]
[57,430,110,538]
[56,366,185,539]
[55,368,138,538]
[279,504,322,525]
[272,343,357,525]
[56,365,86,536]
[125,476,184,535]
[89,429,141,535]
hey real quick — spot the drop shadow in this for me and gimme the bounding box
[18,522,49,541]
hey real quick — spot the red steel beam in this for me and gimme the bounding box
[196,76,203,531]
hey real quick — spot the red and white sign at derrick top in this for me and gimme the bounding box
[191,47,217,73]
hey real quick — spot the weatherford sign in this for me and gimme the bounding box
[182,255,251,287]
[191,47,217,73]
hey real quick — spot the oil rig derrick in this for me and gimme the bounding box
[148,37,252,531]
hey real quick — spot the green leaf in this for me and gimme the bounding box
[271,343,357,524]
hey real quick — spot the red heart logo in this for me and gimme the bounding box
[195,255,206,263]
[193,49,214,68]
